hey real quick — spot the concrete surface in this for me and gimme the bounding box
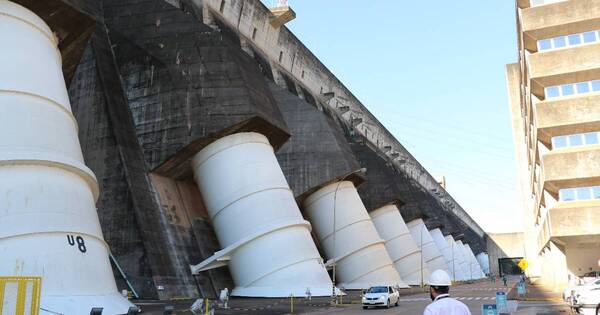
[132,277,572,314]
[200,0,487,243]
[14,0,492,302]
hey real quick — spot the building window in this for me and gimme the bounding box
[538,39,552,51]
[559,186,600,202]
[585,133,600,145]
[552,132,600,149]
[538,29,600,52]
[279,51,283,63]
[545,80,600,99]
[301,70,305,78]
[583,31,597,43]
[219,0,226,13]
[252,28,257,40]
[561,84,574,96]
[545,86,560,98]
[568,34,581,45]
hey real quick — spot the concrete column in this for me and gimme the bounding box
[445,235,468,281]
[370,205,431,286]
[190,132,334,297]
[430,228,463,281]
[407,219,450,275]
[0,2,134,313]
[304,181,408,289]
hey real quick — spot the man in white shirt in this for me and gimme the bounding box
[423,269,471,315]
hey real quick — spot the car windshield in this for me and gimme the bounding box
[367,287,388,293]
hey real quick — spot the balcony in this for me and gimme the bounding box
[520,0,600,50]
[548,200,600,237]
[527,43,600,98]
[542,147,600,194]
[536,93,600,143]
[536,200,600,251]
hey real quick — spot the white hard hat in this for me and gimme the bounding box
[429,269,452,286]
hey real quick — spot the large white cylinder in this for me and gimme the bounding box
[370,205,430,286]
[191,132,333,297]
[430,229,464,282]
[0,1,134,313]
[407,219,449,274]
[444,235,468,281]
[464,244,485,278]
[476,252,490,275]
[456,241,481,280]
[454,240,473,280]
[304,181,407,289]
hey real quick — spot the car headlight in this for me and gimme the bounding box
[379,296,386,300]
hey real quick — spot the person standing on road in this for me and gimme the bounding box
[423,269,471,315]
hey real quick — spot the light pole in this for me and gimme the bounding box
[420,224,425,288]
[331,167,366,306]
[451,241,455,282]
[451,234,463,282]
[469,264,473,281]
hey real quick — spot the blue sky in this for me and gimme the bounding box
[265,1,521,232]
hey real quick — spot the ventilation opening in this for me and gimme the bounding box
[281,73,298,96]
[300,86,316,107]
[219,0,225,13]
[278,51,283,63]
[252,28,258,40]
[301,70,305,79]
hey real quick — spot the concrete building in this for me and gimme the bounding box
[507,0,600,290]
[1,0,490,307]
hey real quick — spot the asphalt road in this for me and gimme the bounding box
[136,278,571,314]
[303,279,570,315]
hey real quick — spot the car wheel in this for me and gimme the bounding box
[596,305,599,315]
[362,306,368,310]
[395,298,399,307]
[386,299,390,309]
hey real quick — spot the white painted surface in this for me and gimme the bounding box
[406,219,450,275]
[464,244,486,279]
[457,241,483,280]
[476,252,490,275]
[190,132,333,297]
[304,181,407,289]
[430,229,465,282]
[444,235,469,281]
[370,205,430,286]
[454,240,473,280]
[0,2,134,314]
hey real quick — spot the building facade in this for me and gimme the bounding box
[507,0,600,289]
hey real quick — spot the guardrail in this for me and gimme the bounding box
[0,276,42,315]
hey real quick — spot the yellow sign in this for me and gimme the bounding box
[518,259,529,271]
[0,277,42,315]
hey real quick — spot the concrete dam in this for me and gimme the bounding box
[0,0,490,313]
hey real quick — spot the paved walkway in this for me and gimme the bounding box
[507,281,563,302]
[134,277,570,314]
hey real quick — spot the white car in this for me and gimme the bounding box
[570,279,600,307]
[565,279,600,304]
[362,286,400,309]
[573,286,600,315]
